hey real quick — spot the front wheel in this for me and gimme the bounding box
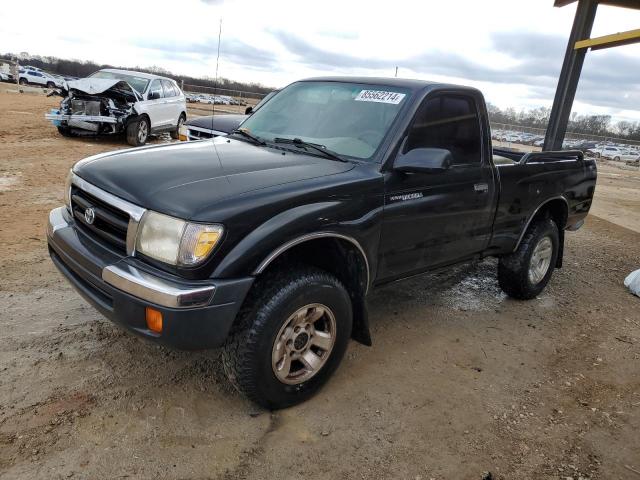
[222,267,353,409]
[170,114,185,140]
[126,116,150,146]
[19,78,27,86]
[614,156,620,162]
[46,81,56,89]
[498,218,559,300]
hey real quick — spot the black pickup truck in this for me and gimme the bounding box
[47,77,597,408]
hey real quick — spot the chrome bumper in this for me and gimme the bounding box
[47,207,215,308]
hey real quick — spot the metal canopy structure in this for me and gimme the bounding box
[543,0,640,151]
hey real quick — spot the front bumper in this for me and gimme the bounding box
[47,207,254,350]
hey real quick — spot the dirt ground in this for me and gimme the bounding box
[1,90,639,480]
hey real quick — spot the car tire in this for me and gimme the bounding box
[19,78,27,86]
[126,116,150,147]
[222,266,353,409]
[46,81,56,89]
[170,114,186,140]
[498,218,559,300]
[614,156,620,162]
[57,126,76,138]
[595,152,600,158]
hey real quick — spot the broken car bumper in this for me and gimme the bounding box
[45,112,118,124]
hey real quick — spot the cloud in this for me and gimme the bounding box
[270,29,639,113]
[133,37,278,70]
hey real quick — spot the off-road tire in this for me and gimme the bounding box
[498,218,559,300]
[170,114,185,140]
[126,116,150,147]
[222,266,353,409]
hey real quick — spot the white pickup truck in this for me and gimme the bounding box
[45,69,187,146]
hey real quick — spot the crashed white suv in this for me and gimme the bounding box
[45,69,186,146]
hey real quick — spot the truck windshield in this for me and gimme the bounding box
[89,71,150,94]
[240,81,410,160]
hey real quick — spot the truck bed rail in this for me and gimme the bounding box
[493,148,583,165]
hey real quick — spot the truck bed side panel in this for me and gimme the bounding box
[488,157,597,254]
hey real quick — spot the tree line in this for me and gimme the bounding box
[1,52,274,98]
[487,103,640,141]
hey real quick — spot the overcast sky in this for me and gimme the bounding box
[1,0,639,121]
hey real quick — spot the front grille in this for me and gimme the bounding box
[71,185,129,254]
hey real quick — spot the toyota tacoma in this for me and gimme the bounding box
[47,77,597,408]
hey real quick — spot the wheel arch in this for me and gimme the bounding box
[514,196,568,268]
[252,233,372,346]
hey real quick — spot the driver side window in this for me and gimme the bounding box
[405,94,482,165]
[148,79,164,100]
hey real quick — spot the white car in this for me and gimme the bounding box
[588,145,636,161]
[19,68,64,88]
[45,68,187,146]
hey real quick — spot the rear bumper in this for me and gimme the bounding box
[47,207,254,350]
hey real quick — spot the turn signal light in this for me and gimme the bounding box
[145,307,163,333]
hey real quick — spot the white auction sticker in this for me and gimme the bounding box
[355,90,406,104]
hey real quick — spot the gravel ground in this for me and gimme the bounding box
[1,90,639,479]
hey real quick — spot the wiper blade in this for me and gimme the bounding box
[230,128,266,146]
[273,137,347,162]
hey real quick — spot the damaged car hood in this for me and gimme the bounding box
[73,137,355,221]
[64,78,140,99]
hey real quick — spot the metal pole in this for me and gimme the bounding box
[543,0,598,151]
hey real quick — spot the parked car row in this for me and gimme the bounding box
[492,128,640,162]
[185,93,247,106]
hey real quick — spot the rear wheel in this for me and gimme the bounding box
[498,218,559,300]
[126,116,150,146]
[170,113,185,140]
[614,156,620,162]
[222,267,352,409]
[19,78,27,86]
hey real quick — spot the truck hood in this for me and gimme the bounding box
[73,137,355,220]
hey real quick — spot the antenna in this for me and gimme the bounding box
[212,17,222,131]
[395,66,398,77]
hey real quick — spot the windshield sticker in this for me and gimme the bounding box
[355,90,406,104]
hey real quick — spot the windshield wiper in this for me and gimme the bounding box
[273,137,348,162]
[230,128,266,146]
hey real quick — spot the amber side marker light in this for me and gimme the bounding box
[145,307,163,334]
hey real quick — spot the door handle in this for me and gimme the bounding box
[474,183,489,193]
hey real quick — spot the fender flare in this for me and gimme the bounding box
[254,232,371,294]
[513,195,568,252]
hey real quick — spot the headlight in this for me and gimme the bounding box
[136,211,223,267]
[64,169,73,211]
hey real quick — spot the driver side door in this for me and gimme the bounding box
[377,92,496,281]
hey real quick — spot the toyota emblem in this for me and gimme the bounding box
[84,207,96,225]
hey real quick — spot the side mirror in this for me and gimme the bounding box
[394,147,453,174]
[148,90,160,100]
[244,106,253,115]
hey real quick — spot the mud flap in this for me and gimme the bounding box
[351,296,372,346]
[556,229,564,268]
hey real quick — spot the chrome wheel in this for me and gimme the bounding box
[528,236,553,285]
[272,303,336,385]
[137,120,148,144]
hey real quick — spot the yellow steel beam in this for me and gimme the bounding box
[575,28,640,50]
